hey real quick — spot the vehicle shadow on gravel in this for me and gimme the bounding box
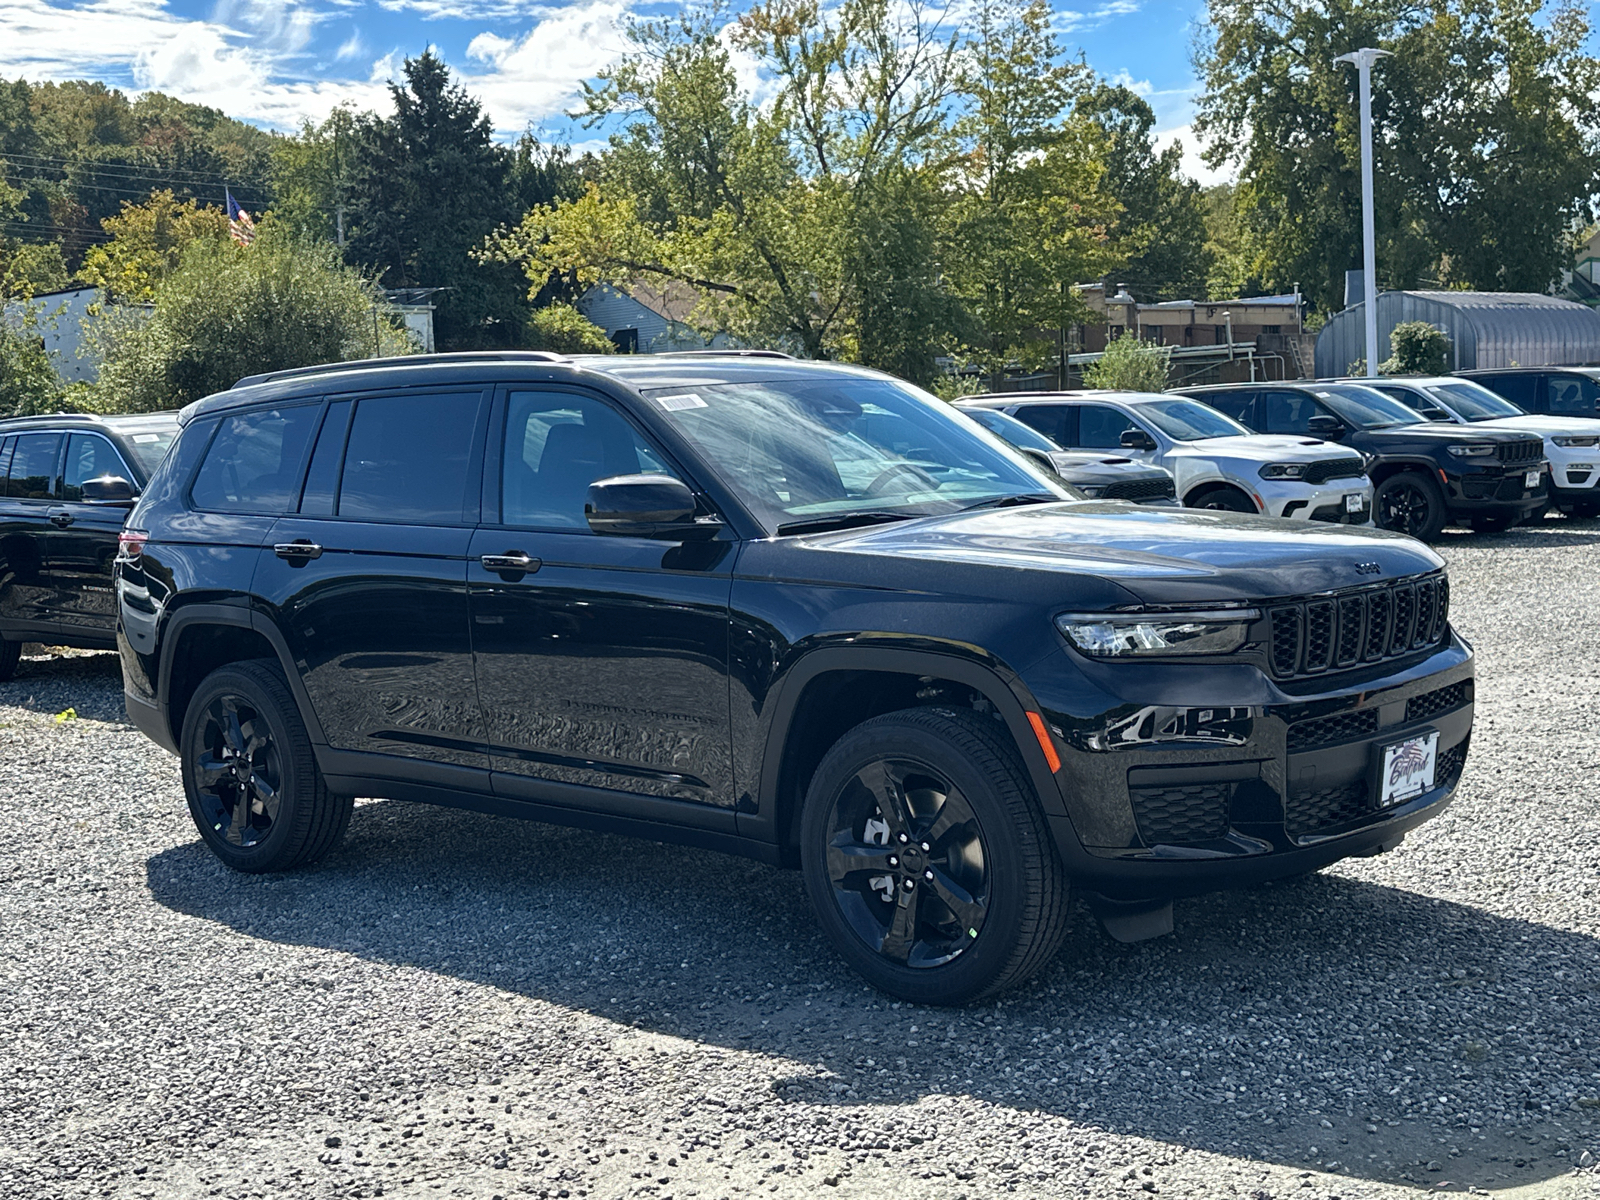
[146,798,1599,1193]
[0,649,127,722]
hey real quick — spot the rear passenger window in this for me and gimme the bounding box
[61,434,134,501]
[1483,373,1536,408]
[1012,406,1071,445]
[337,392,480,523]
[298,400,353,516]
[191,406,319,514]
[5,433,61,500]
[1202,391,1257,426]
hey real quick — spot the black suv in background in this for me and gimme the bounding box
[0,411,179,679]
[1459,366,1600,419]
[117,352,1474,1003]
[1175,381,1547,539]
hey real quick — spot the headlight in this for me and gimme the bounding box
[1258,463,1306,480]
[1077,484,1108,497]
[1553,434,1600,448]
[1055,609,1260,658]
[1447,444,1496,457]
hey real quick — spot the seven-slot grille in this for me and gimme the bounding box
[1101,476,1177,503]
[1267,574,1449,679]
[1494,439,1544,465]
[1301,458,1367,485]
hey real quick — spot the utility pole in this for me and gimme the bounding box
[1334,48,1392,378]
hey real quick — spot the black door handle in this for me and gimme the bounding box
[49,511,74,528]
[274,540,324,563]
[481,551,540,579]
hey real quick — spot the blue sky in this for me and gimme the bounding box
[1,0,1223,182]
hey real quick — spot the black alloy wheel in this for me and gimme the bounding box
[0,638,20,682]
[181,659,351,872]
[1374,473,1446,541]
[1189,487,1255,513]
[800,706,1071,1005]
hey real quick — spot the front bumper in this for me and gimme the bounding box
[1547,450,1600,500]
[1442,461,1548,519]
[1258,477,1373,523]
[1027,636,1473,902]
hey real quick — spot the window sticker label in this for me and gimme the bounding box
[132,433,161,443]
[656,393,708,412]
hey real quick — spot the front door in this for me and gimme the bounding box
[0,432,63,634]
[468,386,736,816]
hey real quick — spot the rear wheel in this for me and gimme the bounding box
[1470,515,1517,533]
[1187,486,1256,513]
[1374,473,1446,540]
[799,706,1071,1005]
[180,659,351,873]
[0,639,19,682]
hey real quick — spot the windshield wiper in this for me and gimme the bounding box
[960,493,1059,512]
[775,511,921,537]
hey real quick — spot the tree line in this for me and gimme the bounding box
[1,0,1597,413]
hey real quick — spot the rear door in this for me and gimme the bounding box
[1197,389,1260,429]
[1009,404,1075,447]
[467,385,737,821]
[46,431,139,637]
[258,389,490,773]
[0,432,64,634]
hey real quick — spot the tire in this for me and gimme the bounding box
[1568,502,1600,520]
[0,639,20,682]
[1373,472,1446,541]
[1471,516,1516,533]
[1187,486,1256,513]
[799,706,1071,1005]
[180,659,352,873]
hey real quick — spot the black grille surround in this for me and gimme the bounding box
[1266,572,1449,681]
[1101,476,1177,503]
[1494,439,1544,466]
[1301,457,1367,485]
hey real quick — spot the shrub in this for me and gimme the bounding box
[525,303,614,354]
[1083,333,1172,392]
[1381,321,1452,375]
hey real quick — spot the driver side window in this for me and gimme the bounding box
[1078,405,1138,450]
[1262,391,1322,435]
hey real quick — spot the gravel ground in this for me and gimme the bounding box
[3,518,1600,1200]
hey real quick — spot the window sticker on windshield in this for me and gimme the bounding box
[132,433,161,442]
[656,393,708,412]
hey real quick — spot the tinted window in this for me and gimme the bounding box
[299,400,353,516]
[1312,384,1424,428]
[1135,399,1252,441]
[61,433,134,501]
[1010,405,1072,445]
[1262,390,1322,435]
[338,393,480,524]
[1078,405,1139,449]
[1546,374,1600,416]
[117,426,179,477]
[1199,390,1257,426]
[191,406,319,514]
[1373,385,1451,421]
[964,407,1061,453]
[1420,381,1522,422]
[503,391,672,529]
[5,433,61,500]
[1475,373,1536,408]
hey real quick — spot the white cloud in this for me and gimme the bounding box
[335,30,367,61]
[459,0,633,130]
[1153,123,1233,187]
[1107,69,1152,96]
[1055,0,1139,34]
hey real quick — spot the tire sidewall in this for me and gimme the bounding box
[799,717,1038,1005]
[1376,472,1444,540]
[180,665,309,871]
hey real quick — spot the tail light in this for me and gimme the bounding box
[117,530,148,561]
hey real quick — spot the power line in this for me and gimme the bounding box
[0,170,267,207]
[0,149,271,188]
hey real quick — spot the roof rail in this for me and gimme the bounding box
[232,350,570,390]
[0,411,103,425]
[652,349,795,360]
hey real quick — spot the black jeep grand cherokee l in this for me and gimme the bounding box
[117,352,1474,1003]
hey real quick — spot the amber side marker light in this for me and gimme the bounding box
[1026,711,1061,773]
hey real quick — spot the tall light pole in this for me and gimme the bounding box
[1334,47,1391,378]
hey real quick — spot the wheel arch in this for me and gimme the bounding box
[1367,458,1442,488]
[1181,479,1256,509]
[747,646,1065,866]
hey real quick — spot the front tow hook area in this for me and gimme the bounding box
[1087,896,1175,944]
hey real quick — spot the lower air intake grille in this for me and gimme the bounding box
[1286,708,1379,752]
[1129,782,1232,845]
[1406,681,1471,724]
[1285,781,1369,837]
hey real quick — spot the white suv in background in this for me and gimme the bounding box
[954,391,1374,523]
[1367,375,1600,519]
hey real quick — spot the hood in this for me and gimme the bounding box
[1374,422,1541,446]
[1048,451,1171,483]
[1174,435,1356,462]
[1469,415,1600,437]
[803,502,1443,606]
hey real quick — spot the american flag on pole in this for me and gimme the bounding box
[226,189,256,246]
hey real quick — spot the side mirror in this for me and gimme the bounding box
[81,474,136,505]
[1119,428,1157,452]
[1307,414,1346,439]
[586,474,721,541]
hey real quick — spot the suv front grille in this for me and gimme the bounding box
[1266,573,1449,680]
[1129,782,1231,845]
[1302,458,1366,485]
[1495,439,1544,465]
[1286,708,1378,752]
[1406,681,1470,724]
[1101,476,1177,503]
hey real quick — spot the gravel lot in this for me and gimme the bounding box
[3,518,1600,1200]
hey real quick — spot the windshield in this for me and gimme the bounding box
[112,423,180,477]
[963,407,1061,453]
[642,377,1069,533]
[1313,384,1425,429]
[1423,381,1525,422]
[1136,398,1252,442]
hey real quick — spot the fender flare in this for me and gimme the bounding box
[741,643,1069,849]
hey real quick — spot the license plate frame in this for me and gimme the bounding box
[1373,729,1439,809]
[1525,469,1541,488]
[1344,492,1364,513]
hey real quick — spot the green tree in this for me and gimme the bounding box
[1082,333,1171,392]
[1380,320,1452,374]
[525,303,614,353]
[78,190,229,301]
[0,314,63,417]
[93,223,412,412]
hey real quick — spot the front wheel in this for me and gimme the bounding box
[1374,473,1446,540]
[180,659,351,873]
[1187,486,1256,513]
[799,707,1071,1005]
[0,639,20,682]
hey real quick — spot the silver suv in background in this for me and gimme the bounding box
[955,391,1373,523]
[957,405,1177,504]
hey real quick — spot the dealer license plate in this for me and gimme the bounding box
[1525,469,1541,488]
[1344,492,1363,513]
[1377,730,1439,808]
